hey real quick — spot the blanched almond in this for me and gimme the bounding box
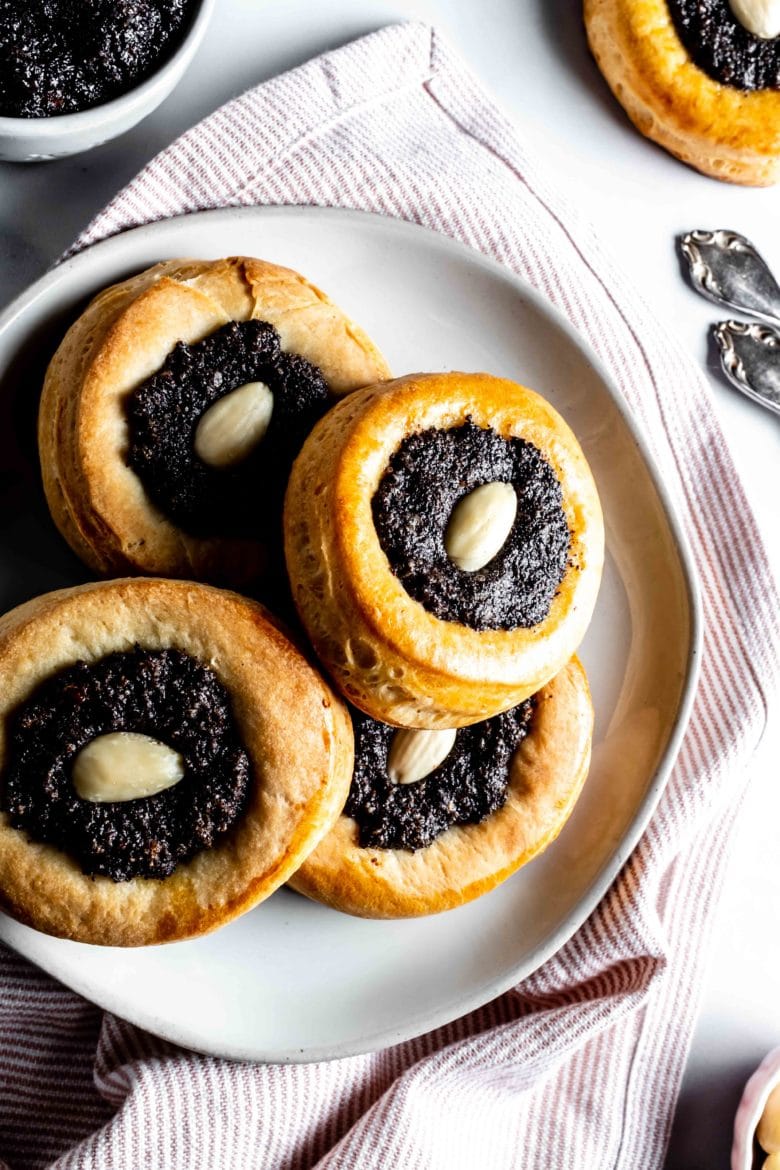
[444,481,517,572]
[72,732,185,803]
[729,0,780,38]
[387,727,457,785]
[194,381,274,468]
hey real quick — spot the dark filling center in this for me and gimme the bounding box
[126,319,330,540]
[0,648,251,882]
[346,701,534,852]
[668,0,780,90]
[372,419,570,631]
[0,0,197,118]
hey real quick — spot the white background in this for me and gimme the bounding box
[0,1,778,1165]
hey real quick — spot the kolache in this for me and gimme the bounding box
[0,255,607,939]
[284,371,604,729]
[585,0,780,185]
[290,660,594,919]
[38,256,390,588]
[0,579,353,945]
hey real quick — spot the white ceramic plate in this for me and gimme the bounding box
[0,207,700,1062]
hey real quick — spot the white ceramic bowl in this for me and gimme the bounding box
[732,1046,780,1170]
[0,0,215,162]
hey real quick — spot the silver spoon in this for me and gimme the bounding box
[680,229,780,327]
[714,320,780,417]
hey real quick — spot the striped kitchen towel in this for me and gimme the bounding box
[1,21,778,1170]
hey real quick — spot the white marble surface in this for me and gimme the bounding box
[0,0,778,1165]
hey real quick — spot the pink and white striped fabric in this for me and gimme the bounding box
[1,22,778,1170]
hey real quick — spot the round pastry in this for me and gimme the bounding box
[0,577,353,946]
[585,0,780,186]
[39,256,390,588]
[284,372,604,729]
[290,657,593,917]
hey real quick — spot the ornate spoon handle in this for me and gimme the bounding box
[714,320,780,417]
[680,230,780,327]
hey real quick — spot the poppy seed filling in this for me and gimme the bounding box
[126,319,330,538]
[346,702,535,852]
[0,648,251,882]
[0,0,196,118]
[372,419,570,631]
[668,0,780,90]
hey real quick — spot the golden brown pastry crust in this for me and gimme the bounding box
[0,577,353,946]
[38,257,391,587]
[290,657,593,918]
[585,0,780,186]
[284,373,604,729]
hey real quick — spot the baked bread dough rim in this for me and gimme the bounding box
[38,256,391,585]
[284,372,604,728]
[0,577,354,946]
[584,0,780,186]
[290,656,593,917]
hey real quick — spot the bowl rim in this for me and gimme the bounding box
[0,0,215,135]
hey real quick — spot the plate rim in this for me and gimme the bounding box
[0,204,702,1063]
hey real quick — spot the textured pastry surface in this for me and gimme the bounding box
[290,657,593,918]
[38,256,391,586]
[0,577,353,946]
[284,372,604,729]
[584,0,780,186]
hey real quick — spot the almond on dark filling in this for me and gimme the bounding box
[667,0,780,90]
[126,319,330,539]
[372,419,570,631]
[0,648,250,881]
[346,701,534,852]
